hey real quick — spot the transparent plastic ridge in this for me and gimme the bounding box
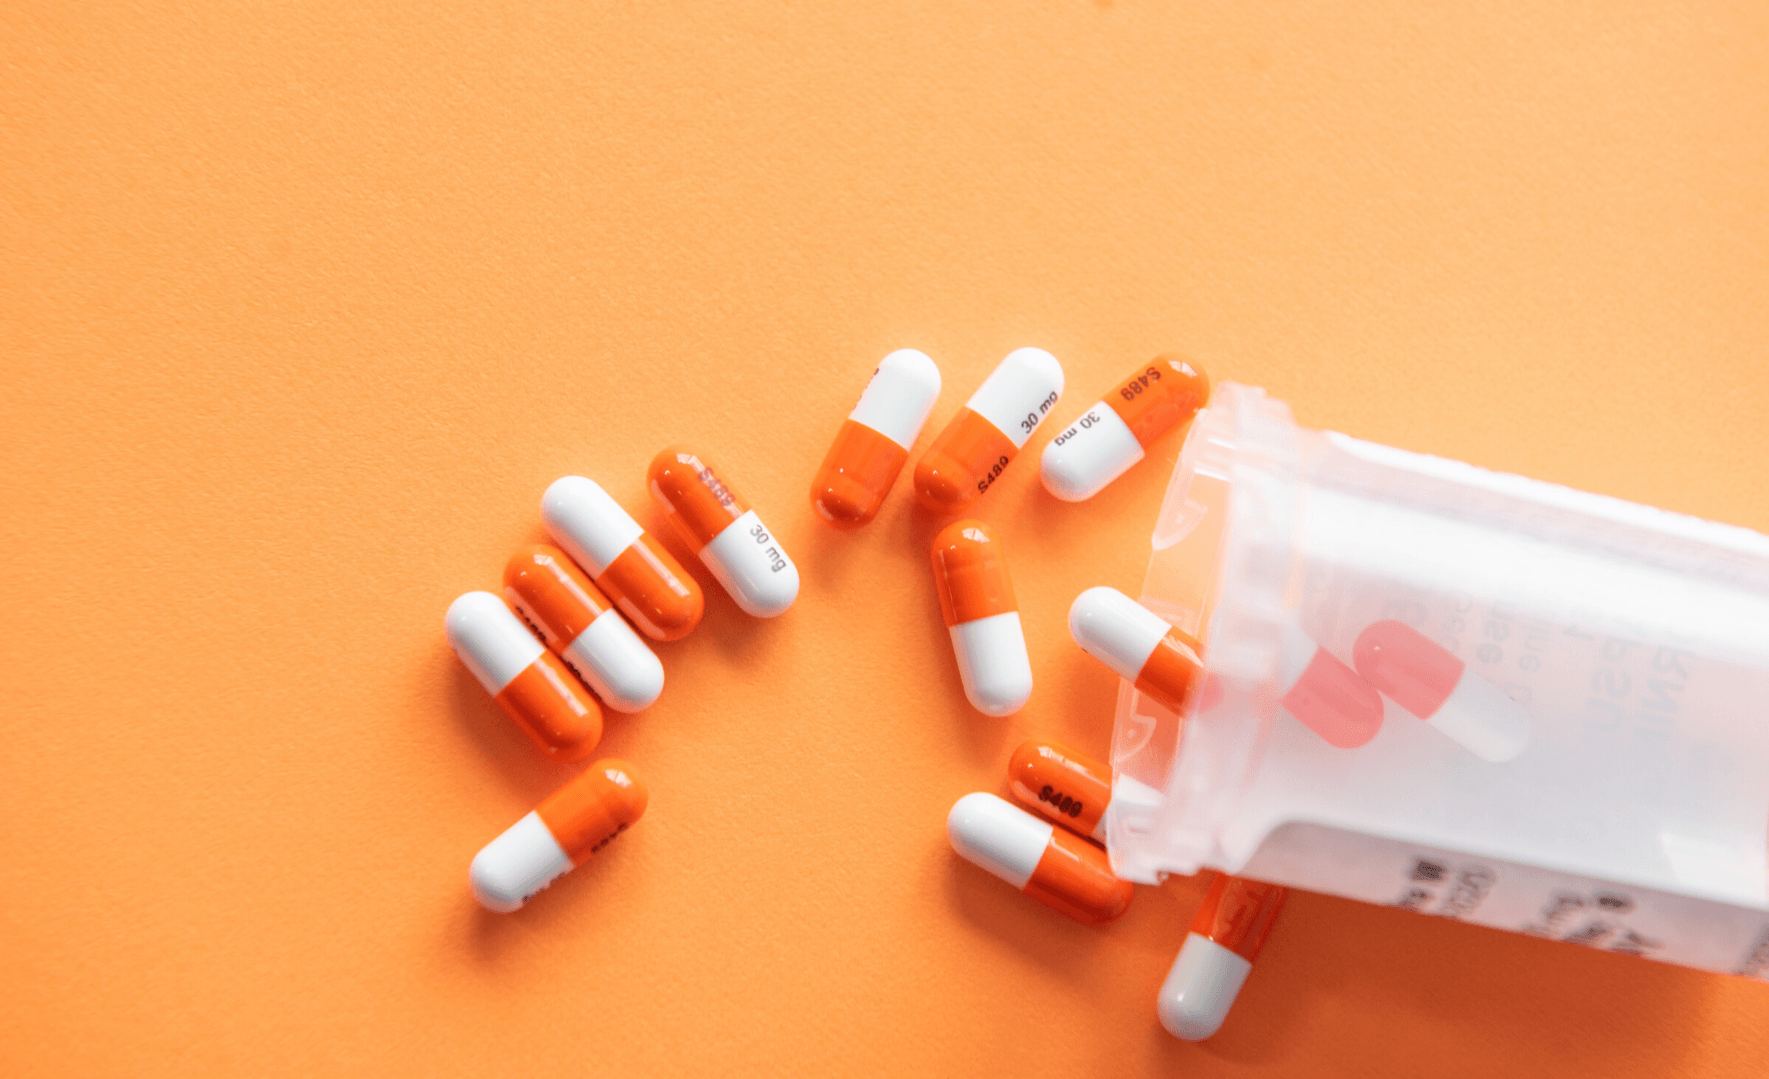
[1106,384,1301,884]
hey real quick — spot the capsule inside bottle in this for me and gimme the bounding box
[1278,624,1383,749]
[1352,619,1530,762]
[946,792,1133,925]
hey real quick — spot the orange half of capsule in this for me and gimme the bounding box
[596,533,702,642]
[1026,830,1135,926]
[649,446,749,551]
[1008,739,1112,838]
[1192,873,1288,961]
[493,652,602,761]
[930,518,1016,627]
[913,408,1016,516]
[536,758,650,865]
[1135,628,1205,716]
[1104,354,1210,448]
[811,419,909,529]
[503,545,615,648]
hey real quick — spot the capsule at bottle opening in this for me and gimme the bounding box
[1158,874,1288,1040]
[1068,585,1203,716]
[1007,738,1113,842]
[947,792,1134,926]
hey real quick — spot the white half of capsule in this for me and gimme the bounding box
[1069,586,1169,681]
[949,611,1033,716]
[562,609,664,712]
[965,347,1065,450]
[947,792,1053,889]
[447,591,544,695]
[700,509,800,618]
[850,348,942,450]
[1425,670,1531,763]
[1157,932,1253,1041]
[541,476,645,577]
[470,811,573,913]
[1040,402,1144,501]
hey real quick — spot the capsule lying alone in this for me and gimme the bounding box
[1353,619,1530,763]
[1068,586,1204,716]
[913,348,1063,516]
[947,792,1133,925]
[542,476,704,642]
[649,447,799,618]
[1041,355,1209,501]
[503,545,664,713]
[1007,738,1113,842]
[930,519,1032,716]
[1278,623,1383,749]
[446,591,602,760]
[811,349,942,529]
[470,758,648,911]
[1158,874,1288,1040]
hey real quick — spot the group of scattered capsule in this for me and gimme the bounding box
[447,450,801,911]
[442,344,1285,1039]
[810,345,1288,1038]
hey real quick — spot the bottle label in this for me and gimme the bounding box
[1239,820,1769,978]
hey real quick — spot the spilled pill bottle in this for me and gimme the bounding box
[1108,383,1769,979]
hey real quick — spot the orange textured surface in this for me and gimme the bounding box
[4,3,1769,1076]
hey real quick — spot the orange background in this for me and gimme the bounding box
[4,3,1769,1076]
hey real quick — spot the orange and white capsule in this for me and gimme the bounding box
[1041,356,1209,501]
[1277,624,1383,749]
[931,519,1032,716]
[811,349,942,529]
[446,591,602,760]
[542,476,704,642]
[1008,738,1114,842]
[470,758,648,911]
[1068,586,1204,715]
[913,348,1063,515]
[503,545,664,713]
[1353,619,1530,762]
[648,447,799,618]
[947,792,1134,925]
[1159,874,1288,1040]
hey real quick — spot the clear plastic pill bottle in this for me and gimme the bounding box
[1108,383,1769,979]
